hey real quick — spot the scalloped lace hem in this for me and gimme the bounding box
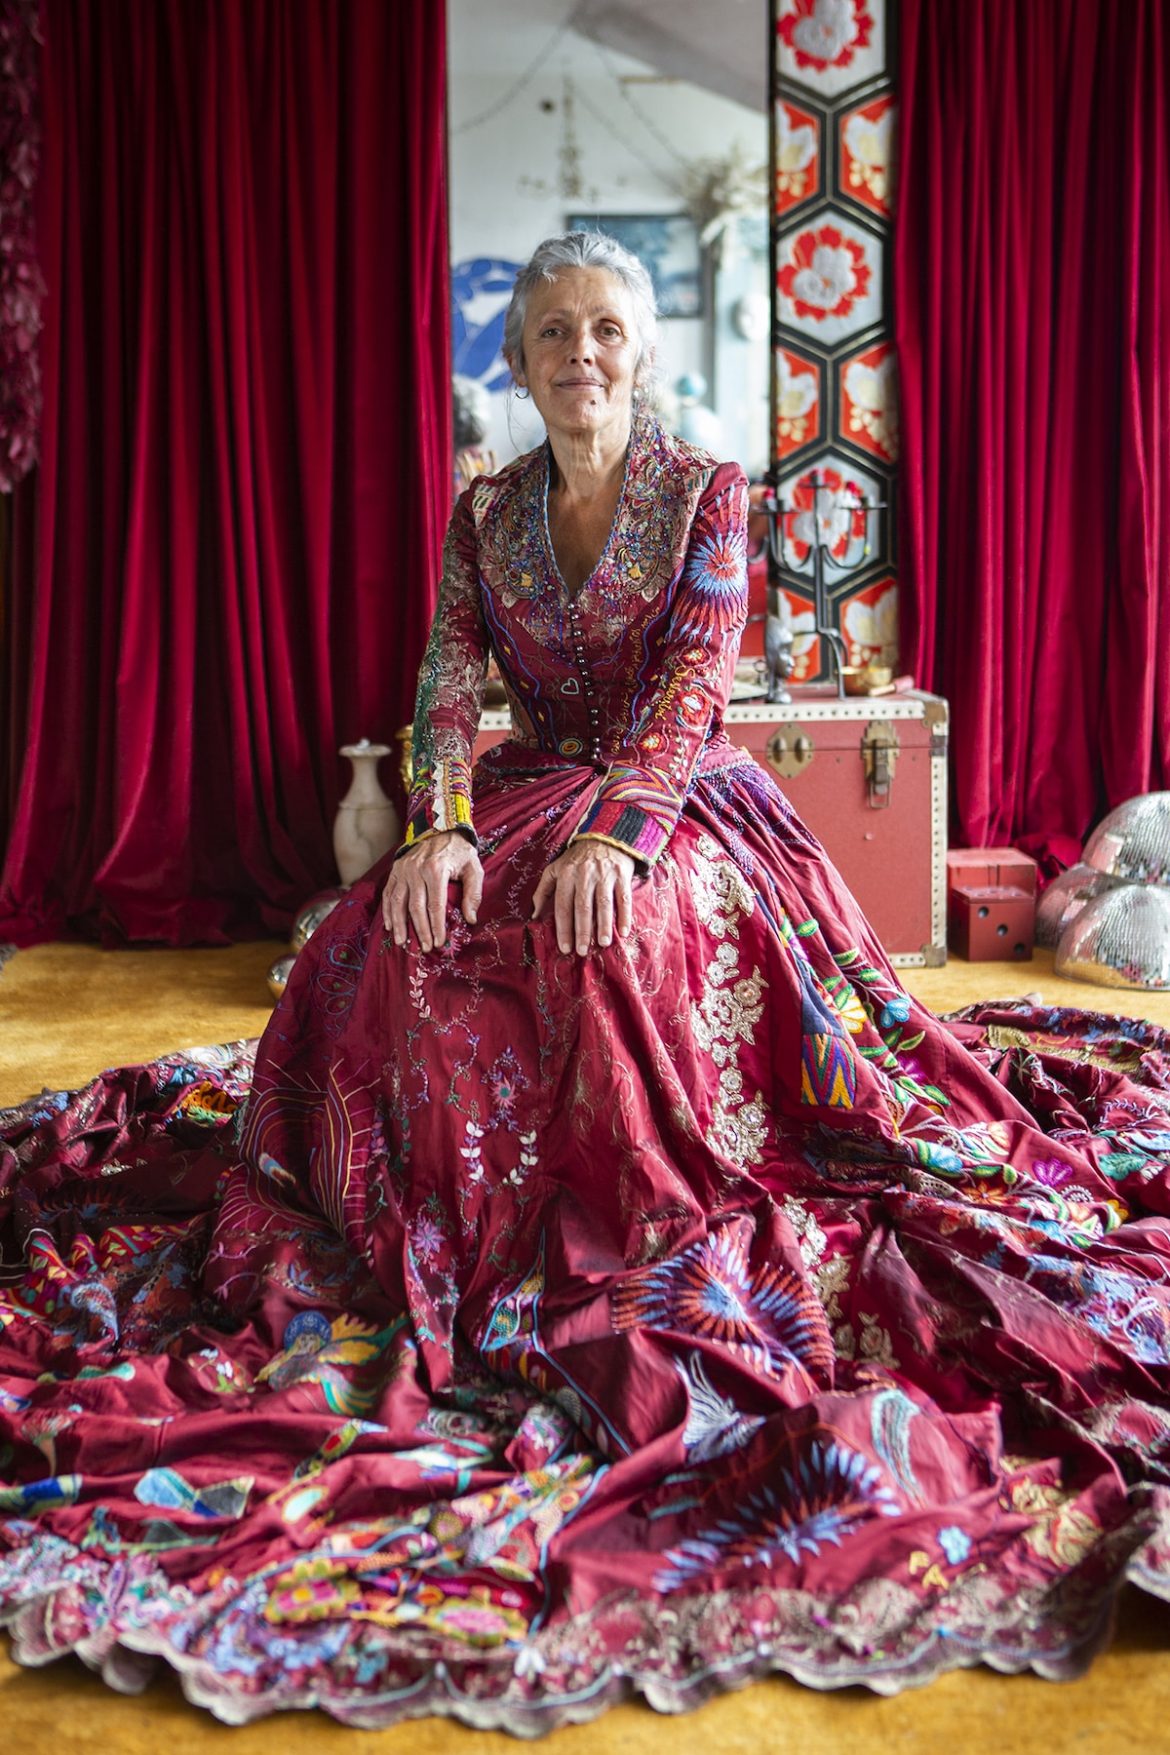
[3,1538,1168,1735]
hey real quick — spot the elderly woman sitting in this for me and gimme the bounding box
[3,232,1170,1733]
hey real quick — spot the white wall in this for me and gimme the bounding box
[447,2,768,472]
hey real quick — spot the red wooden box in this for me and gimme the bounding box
[948,884,1035,961]
[946,846,1038,895]
[474,685,949,967]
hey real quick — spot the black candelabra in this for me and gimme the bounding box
[760,471,887,700]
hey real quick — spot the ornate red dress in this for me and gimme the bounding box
[2,413,1170,1731]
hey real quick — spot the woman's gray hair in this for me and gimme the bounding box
[452,374,491,448]
[502,231,658,385]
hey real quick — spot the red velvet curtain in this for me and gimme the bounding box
[896,0,1170,866]
[0,0,451,943]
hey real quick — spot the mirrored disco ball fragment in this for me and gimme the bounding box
[291,887,346,953]
[1084,792,1170,886]
[1055,884,1170,990]
[267,953,297,1001]
[1035,863,1124,949]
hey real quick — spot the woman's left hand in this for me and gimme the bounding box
[531,839,635,956]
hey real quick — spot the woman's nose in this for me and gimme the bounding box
[568,329,594,362]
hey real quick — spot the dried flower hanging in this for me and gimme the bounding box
[0,0,43,492]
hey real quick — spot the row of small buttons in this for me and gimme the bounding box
[566,600,603,762]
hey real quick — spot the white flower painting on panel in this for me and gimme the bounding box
[794,240,858,311]
[779,106,817,179]
[843,585,899,664]
[779,352,819,450]
[843,352,899,460]
[791,0,866,67]
[843,105,893,206]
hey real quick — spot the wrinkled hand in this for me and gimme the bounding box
[532,839,635,956]
[382,830,484,951]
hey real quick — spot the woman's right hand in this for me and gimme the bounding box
[381,831,484,951]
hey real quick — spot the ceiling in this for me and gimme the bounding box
[572,0,767,111]
[449,0,767,114]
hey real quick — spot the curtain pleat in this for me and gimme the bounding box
[0,0,451,943]
[895,0,1170,864]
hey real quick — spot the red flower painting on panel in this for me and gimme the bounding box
[778,227,872,323]
[778,0,875,73]
[782,467,868,567]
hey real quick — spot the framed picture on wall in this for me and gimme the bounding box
[566,213,704,318]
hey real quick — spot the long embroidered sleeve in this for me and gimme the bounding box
[570,465,749,868]
[401,490,488,850]
[401,420,748,874]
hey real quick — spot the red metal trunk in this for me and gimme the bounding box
[722,689,948,966]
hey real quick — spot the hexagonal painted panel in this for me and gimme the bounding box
[776,345,822,461]
[839,94,897,218]
[782,587,821,683]
[778,212,882,346]
[777,99,821,217]
[776,451,885,582]
[840,575,899,666]
[838,340,899,463]
[777,0,886,101]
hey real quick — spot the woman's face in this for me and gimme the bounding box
[514,267,642,443]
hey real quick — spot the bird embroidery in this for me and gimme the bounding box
[256,1311,407,1416]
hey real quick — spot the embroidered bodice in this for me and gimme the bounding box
[403,412,749,868]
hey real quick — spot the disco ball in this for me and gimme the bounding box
[1055,883,1170,990]
[267,953,297,1001]
[1084,792,1170,887]
[1035,863,1124,949]
[290,886,346,953]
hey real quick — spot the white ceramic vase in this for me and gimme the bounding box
[334,740,400,884]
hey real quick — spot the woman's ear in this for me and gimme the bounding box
[633,350,656,403]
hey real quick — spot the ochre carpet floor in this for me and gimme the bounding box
[2,939,1170,1752]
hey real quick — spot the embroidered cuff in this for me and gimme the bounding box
[403,755,476,848]
[573,765,681,868]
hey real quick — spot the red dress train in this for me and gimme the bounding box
[1,418,1169,1729]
